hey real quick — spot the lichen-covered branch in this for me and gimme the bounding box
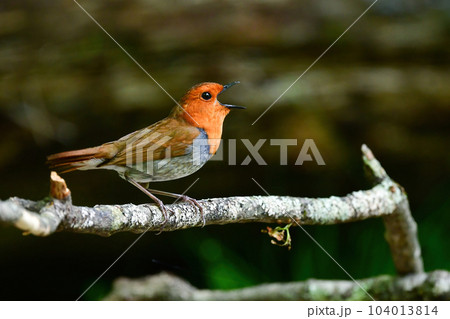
[361,145,423,275]
[0,145,422,275]
[0,181,407,235]
[0,145,406,235]
[103,271,450,301]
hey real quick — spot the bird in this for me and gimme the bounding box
[47,81,244,226]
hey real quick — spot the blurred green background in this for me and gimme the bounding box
[0,0,449,300]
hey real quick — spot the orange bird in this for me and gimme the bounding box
[47,81,244,225]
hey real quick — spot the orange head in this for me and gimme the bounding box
[170,81,244,146]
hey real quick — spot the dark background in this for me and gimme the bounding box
[0,0,449,300]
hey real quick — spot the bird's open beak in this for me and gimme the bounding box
[219,81,246,109]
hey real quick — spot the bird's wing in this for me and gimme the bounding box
[103,117,202,166]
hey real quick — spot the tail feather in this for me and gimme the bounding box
[47,145,115,174]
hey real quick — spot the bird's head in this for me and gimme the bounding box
[174,81,244,129]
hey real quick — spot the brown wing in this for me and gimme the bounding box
[103,117,201,167]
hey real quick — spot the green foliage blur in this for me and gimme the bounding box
[0,0,449,300]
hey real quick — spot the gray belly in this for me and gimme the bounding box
[123,153,212,183]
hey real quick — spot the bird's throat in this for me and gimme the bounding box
[203,123,223,155]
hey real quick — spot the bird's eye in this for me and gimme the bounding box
[201,92,212,100]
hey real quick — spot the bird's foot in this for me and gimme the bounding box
[178,195,205,227]
[139,185,205,228]
[143,202,173,235]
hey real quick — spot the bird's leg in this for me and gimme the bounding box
[124,175,170,232]
[145,188,205,227]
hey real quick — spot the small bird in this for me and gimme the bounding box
[47,81,244,226]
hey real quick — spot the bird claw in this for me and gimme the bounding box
[144,203,171,235]
[178,195,205,227]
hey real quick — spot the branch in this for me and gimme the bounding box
[0,145,408,234]
[0,145,422,274]
[361,145,423,275]
[103,271,450,301]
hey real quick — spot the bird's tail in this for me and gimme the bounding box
[46,144,114,174]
